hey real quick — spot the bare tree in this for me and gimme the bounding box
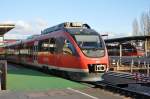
[140,12,146,35]
[140,11,150,36]
[132,18,139,36]
[147,10,150,35]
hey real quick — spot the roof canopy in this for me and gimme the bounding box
[0,24,15,36]
[105,36,150,43]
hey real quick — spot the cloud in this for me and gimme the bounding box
[2,19,48,39]
[35,18,48,29]
[2,20,132,40]
[4,34,30,40]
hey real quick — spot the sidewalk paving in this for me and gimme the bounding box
[0,89,91,99]
[0,87,125,99]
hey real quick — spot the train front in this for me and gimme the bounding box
[67,24,109,82]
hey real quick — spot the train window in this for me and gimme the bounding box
[38,38,56,53]
[39,39,49,52]
[19,44,30,56]
[7,48,15,55]
[54,37,76,55]
[74,35,105,57]
[42,39,49,51]
[20,49,29,55]
[38,41,42,51]
[28,46,33,56]
[62,39,76,55]
[14,50,19,55]
[49,38,56,53]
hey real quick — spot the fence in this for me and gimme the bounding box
[110,56,150,77]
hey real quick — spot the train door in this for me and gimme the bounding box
[57,37,80,69]
[20,43,26,63]
[49,38,57,66]
[55,37,64,67]
[37,38,56,66]
[33,41,38,64]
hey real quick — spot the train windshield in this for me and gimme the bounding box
[74,35,105,57]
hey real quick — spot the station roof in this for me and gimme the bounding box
[0,24,15,36]
[105,36,150,43]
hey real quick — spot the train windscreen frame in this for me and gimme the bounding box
[74,34,105,58]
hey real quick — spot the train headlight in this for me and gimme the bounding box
[95,64,106,72]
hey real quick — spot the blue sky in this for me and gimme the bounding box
[0,0,150,39]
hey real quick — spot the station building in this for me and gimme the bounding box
[105,36,150,57]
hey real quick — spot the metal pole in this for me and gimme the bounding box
[145,38,148,57]
[144,61,146,68]
[131,59,134,73]
[116,59,119,71]
[119,43,122,66]
[1,60,7,90]
[138,60,141,68]
[147,63,149,77]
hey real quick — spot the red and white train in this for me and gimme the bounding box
[5,22,109,81]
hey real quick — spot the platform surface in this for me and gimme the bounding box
[0,64,126,99]
[0,87,126,99]
[7,64,86,91]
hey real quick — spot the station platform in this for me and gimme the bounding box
[0,64,125,99]
[0,87,125,99]
[7,64,86,91]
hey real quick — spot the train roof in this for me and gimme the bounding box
[5,40,22,47]
[26,34,40,40]
[41,22,98,35]
[66,28,98,35]
[6,22,100,47]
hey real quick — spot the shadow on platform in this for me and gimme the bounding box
[7,64,54,77]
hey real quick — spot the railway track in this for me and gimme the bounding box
[89,81,150,99]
